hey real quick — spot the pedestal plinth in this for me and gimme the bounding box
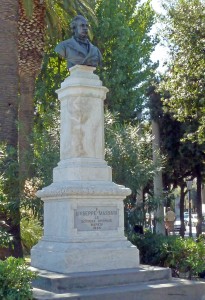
[31,65,139,273]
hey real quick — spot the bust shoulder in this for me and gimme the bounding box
[59,37,75,47]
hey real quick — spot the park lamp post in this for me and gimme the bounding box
[186,179,193,237]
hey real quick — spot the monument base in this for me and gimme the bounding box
[31,181,139,273]
[31,239,138,274]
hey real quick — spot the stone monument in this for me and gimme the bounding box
[31,64,139,273]
[31,14,139,274]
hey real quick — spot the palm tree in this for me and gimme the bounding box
[0,1,23,257]
[18,0,47,185]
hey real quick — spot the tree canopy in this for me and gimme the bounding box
[92,0,157,121]
[104,112,158,196]
[159,0,205,143]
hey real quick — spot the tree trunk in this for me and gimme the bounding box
[18,0,46,189]
[179,183,186,237]
[152,120,165,234]
[196,165,202,237]
[18,73,35,185]
[0,1,23,258]
[202,184,205,204]
[0,2,19,146]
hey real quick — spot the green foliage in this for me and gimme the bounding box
[21,0,95,40]
[105,111,164,232]
[0,257,36,300]
[148,86,205,189]
[0,143,44,249]
[93,0,157,121]
[129,231,205,279]
[20,217,43,254]
[26,50,68,221]
[0,144,20,222]
[0,228,13,249]
[147,83,205,236]
[161,236,205,278]
[20,178,43,222]
[128,231,168,266]
[0,144,23,257]
[124,194,162,231]
[159,0,205,143]
[104,111,160,194]
[34,50,66,187]
[34,126,59,188]
[0,143,43,227]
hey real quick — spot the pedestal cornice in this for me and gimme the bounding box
[36,181,131,199]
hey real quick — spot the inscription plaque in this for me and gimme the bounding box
[74,206,119,231]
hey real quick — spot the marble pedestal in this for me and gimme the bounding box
[31,65,139,273]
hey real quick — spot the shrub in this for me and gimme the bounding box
[161,236,205,279]
[128,231,205,279]
[0,228,14,260]
[128,230,172,266]
[21,217,43,254]
[0,257,37,300]
[0,228,13,249]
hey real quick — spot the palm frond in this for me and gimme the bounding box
[45,0,70,40]
[21,0,34,18]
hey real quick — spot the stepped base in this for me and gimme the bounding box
[33,278,205,300]
[32,265,171,292]
[32,266,205,300]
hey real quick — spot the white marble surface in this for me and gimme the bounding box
[52,158,112,181]
[31,65,139,273]
[31,240,138,273]
[57,65,107,161]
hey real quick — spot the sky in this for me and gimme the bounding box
[150,0,169,72]
[151,0,164,13]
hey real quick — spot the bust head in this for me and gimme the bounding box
[71,15,89,40]
[55,14,102,68]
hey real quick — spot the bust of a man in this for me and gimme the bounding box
[55,15,102,69]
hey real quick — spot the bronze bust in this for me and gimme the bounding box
[55,15,102,69]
